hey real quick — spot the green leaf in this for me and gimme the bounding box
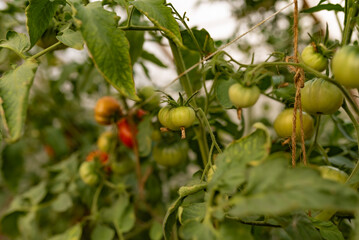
[130,0,183,47]
[228,160,359,217]
[302,4,344,14]
[208,124,271,193]
[216,78,236,109]
[179,220,217,240]
[126,30,145,64]
[0,31,30,57]
[310,218,344,240]
[0,60,38,142]
[0,211,26,238]
[163,196,184,240]
[18,212,38,239]
[22,182,47,205]
[219,220,253,240]
[57,29,84,50]
[51,192,73,212]
[141,50,167,68]
[181,28,215,55]
[25,0,65,47]
[150,221,163,240]
[74,2,138,100]
[1,141,25,191]
[49,223,82,240]
[275,213,322,240]
[101,195,135,233]
[136,116,153,157]
[91,224,115,240]
[178,202,206,224]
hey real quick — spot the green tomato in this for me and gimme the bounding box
[170,106,196,129]
[300,45,328,72]
[138,86,161,111]
[79,161,99,186]
[331,45,359,88]
[158,106,179,130]
[318,166,348,183]
[273,108,314,140]
[228,83,260,108]
[301,78,343,115]
[97,131,116,152]
[111,158,135,175]
[153,140,188,167]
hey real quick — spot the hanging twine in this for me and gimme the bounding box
[290,0,307,167]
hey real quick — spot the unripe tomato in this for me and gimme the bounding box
[228,83,260,108]
[138,86,161,111]
[301,78,343,115]
[318,166,348,183]
[111,158,135,175]
[273,108,314,139]
[170,106,196,129]
[158,106,178,130]
[331,45,359,88]
[300,45,328,72]
[86,150,109,165]
[97,131,116,153]
[153,140,188,167]
[94,96,122,125]
[117,118,136,148]
[79,161,99,186]
[36,27,67,50]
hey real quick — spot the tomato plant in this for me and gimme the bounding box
[300,44,328,71]
[331,45,359,88]
[301,78,343,115]
[2,0,359,239]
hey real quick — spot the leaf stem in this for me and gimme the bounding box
[119,26,160,31]
[225,216,281,228]
[91,182,103,219]
[30,41,63,60]
[307,115,321,158]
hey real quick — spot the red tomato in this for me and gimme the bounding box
[117,118,137,149]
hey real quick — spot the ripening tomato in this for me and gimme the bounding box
[318,166,348,183]
[170,106,196,129]
[86,150,109,165]
[97,131,116,153]
[273,108,314,139]
[117,118,137,148]
[301,78,343,115]
[300,45,328,72]
[331,45,359,88]
[79,161,99,186]
[153,140,188,167]
[228,83,260,108]
[94,96,122,125]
